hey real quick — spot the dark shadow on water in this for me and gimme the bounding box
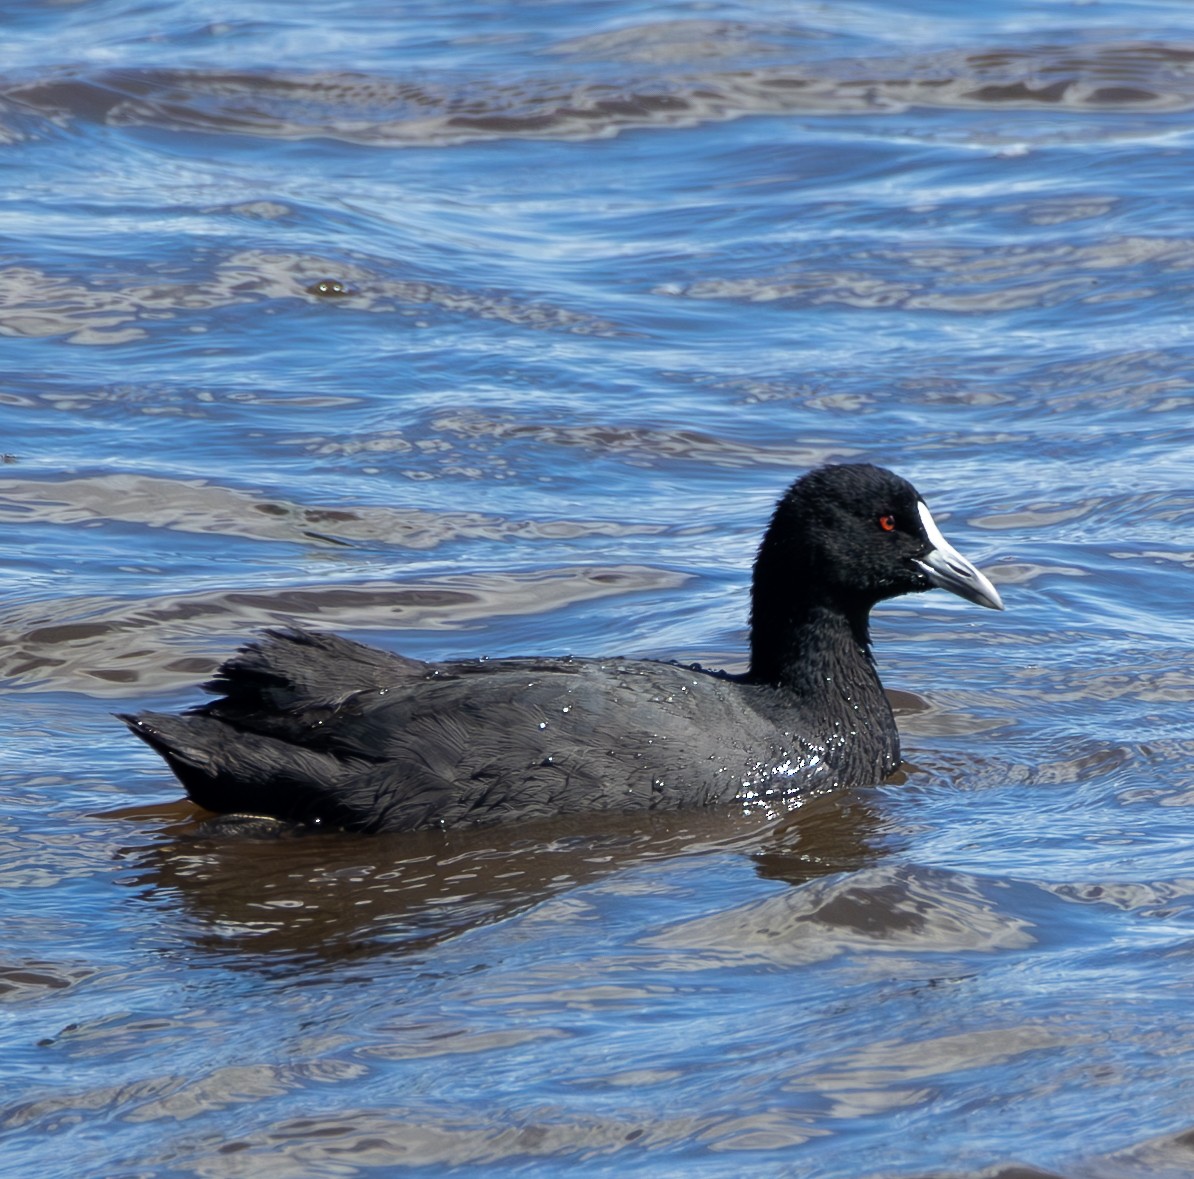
[751,786,900,888]
[115,787,893,970]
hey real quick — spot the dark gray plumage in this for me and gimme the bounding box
[121,464,1003,833]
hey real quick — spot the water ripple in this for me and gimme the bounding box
[6,40,1194,147]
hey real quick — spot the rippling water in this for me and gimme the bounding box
[3,2,1194,1176]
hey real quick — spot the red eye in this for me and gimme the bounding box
[879,514,896,532]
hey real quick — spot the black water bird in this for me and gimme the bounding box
[121,464,1003,833]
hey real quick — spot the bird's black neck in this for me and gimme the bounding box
[748,601,874,694]
[747,601,899,778]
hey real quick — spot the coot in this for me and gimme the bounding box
[122,464,1003,832]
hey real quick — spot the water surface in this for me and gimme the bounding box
[3,2,1194,1176]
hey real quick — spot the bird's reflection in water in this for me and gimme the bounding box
[752,786,898,888]
[117,786,897,968]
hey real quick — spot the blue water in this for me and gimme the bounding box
[3,2,1194,1176]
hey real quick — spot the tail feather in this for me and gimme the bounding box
[121,629,457,831]
[119,710,368,825]
[201,627,429,716]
